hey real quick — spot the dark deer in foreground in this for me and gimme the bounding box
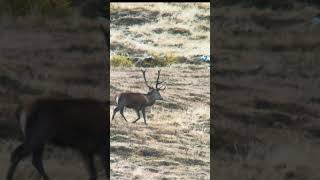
[111,69,166,125]
[6,98,109,180]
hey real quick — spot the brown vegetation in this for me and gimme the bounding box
[110,65,210,179]
[110,3,210,179]
[214,4,320,180]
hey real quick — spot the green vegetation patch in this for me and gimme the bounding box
[110,55,133,67]
[111,52,186,67]
[138,52,181,67]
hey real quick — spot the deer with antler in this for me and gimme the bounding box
[111,69,166,125]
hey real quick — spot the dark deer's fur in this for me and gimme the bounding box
[6,98,109,180]
[111,70,166,125]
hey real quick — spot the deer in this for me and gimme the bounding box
[111,69,166,125]
[6,98,109,180]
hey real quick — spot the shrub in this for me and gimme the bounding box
[138,52,178,67]
[110,55,133,67]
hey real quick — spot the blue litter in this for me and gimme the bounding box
[200,55,210,62]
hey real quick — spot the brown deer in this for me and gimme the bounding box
[111,69,166,125]
[6,98,109,180]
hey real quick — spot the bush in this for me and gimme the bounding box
[111,53,180,67]
[138,52,178,67]
[1,0,72,16]
[110,55,133,67]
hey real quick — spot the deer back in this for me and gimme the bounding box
[20,98,108,151]
[117,93,149,108]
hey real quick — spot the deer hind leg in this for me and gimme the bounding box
[111,106,120,120]
[32,145,50,180]
[100,142,110,180]
[81,152,97,180]
[119,107,128,122]
[132,109,141,123]
[6,144,32,180]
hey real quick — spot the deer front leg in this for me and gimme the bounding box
[32,145,50,180]
[119,107,128,122]
[6,144,31,180]
[132,109,141,123]
[142,108,147,125]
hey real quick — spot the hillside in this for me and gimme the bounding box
[110,65,210,179]
[110,3,210,179]
[214,4,320,180]
[110,3,210,60]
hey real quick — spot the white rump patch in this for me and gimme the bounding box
[19,110,27,136]
[116,96,119,105]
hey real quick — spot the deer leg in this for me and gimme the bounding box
[132,109,141,123]
[32,145,50,180]
[119,107,128,122]
[142,108,147,125]
[81,152,97,180]
[6,144,31,180]
[100,142,110,180]
[111,106,120,120]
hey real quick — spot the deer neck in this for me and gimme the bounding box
[145,93,156,106]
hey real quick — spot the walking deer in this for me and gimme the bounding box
[6,98,109,180]
[111,69,166,125]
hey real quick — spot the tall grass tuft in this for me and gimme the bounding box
[111,55,133,67]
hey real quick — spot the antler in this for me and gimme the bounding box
[155,70,166,90]
[141,69,153,89]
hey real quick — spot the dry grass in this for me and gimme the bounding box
[110,65,210,179]
[110,3,210,179]
[214,4,320,180]
[110,3,210,59]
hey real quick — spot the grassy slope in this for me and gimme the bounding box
[110,65,210,179]
[110,3,210,59]
[110,3,210,180]
[214,5,320,180]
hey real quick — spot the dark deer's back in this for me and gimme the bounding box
[117,93,147,109]
[22,98,108,152]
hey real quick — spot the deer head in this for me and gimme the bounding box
[141,69,166,100]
